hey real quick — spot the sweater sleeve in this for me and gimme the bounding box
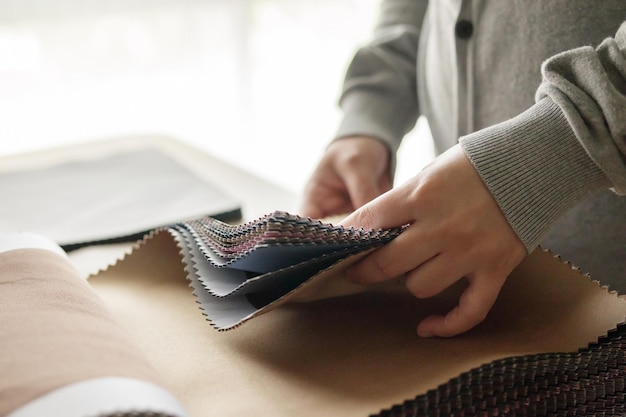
[334,0,429,155]
[460,21,626,252]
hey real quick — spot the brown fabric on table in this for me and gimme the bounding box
[89,231,626,417]
[0,249,160,416]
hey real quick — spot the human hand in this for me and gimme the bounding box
[299,136,393,219]
[340,144,527,337]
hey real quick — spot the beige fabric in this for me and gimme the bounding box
[89,231,626,417]
[0,249,161,416]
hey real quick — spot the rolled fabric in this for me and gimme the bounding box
[0,234,187,417]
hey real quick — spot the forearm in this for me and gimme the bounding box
[335,0,428,156]
[460,21,626,252]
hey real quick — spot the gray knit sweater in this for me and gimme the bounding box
[334,0,626,283]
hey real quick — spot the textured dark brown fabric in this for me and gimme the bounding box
[371,323,626,417]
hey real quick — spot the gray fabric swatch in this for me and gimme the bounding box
[0,149,241,249]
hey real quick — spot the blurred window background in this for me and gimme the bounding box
[0,0,433,194]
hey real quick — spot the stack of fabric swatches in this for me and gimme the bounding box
[166,211,406,330]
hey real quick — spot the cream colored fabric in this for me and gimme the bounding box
[0,249,162,416]
[89,231,626,417]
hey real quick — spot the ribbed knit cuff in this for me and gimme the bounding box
[460,98,610,252]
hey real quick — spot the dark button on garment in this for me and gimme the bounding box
[455,19,474,39]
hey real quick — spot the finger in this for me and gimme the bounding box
[340,181,416,230]
[345,224,439,285]
[342,168,391,209]
[302,200,356,220]
[416,273,502,338]
[403,253,470,299]
[299,178,355,219]
[299,200,325,219]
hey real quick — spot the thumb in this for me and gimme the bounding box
[342,166,391,210]
[340,182,415,230]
